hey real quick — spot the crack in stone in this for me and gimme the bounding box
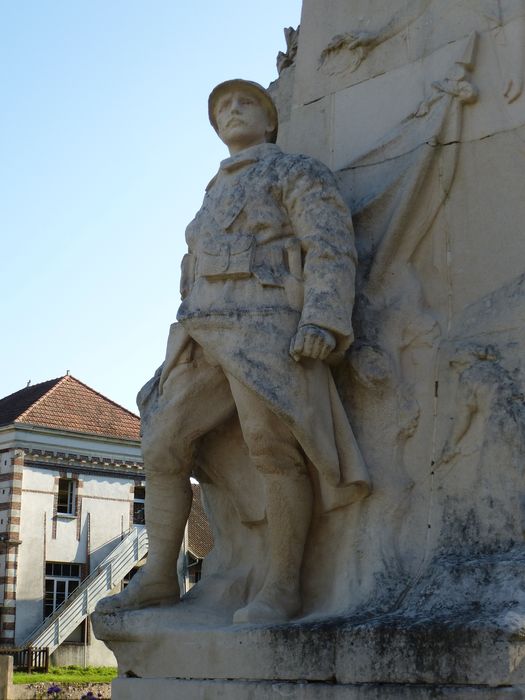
[336,125,525,174]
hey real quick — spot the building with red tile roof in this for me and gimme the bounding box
[0,375,212,665]
[0,375,145,665]
[0,375,140,441]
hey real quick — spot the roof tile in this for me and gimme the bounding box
[0,376,140,441]
[188,484,214,559]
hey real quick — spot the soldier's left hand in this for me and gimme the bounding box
[290,324,336,362]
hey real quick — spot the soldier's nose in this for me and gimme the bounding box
[230,98,244,112]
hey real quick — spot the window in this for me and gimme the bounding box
[133,486,145,525]
[57,478,76,515]
[186,552,202,587]
[44,562,82,618]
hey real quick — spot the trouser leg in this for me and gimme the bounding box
[97,348,234,612]
[141,472,192,585]
[227,375,313,623]
[260,471,313,592]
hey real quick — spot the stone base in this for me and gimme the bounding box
[112,678,525,699]
[99,610,525,699]
[94,554,525,699]
[94,608,525,688]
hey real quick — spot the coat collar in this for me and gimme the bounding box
[206,143,282,191]
[220,142,282,172]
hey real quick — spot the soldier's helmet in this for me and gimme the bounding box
[208,79,279,144]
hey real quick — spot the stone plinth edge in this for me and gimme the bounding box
[112,678,525,700]
[93,611,525,688]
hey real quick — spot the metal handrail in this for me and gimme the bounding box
[20,526,148,654]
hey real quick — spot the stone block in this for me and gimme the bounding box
[112,678,525,700]
[0,655,13,700]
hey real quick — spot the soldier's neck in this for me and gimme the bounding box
[227,137,268,156]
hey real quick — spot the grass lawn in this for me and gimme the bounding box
[13,665,117,685]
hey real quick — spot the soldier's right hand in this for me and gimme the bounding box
[290,324,336,362]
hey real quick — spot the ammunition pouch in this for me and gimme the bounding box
[198,234,255,280]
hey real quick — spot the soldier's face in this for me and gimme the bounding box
[215,90,274,154]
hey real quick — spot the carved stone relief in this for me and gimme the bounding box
[94,3,525,694]
[277,26,300,74]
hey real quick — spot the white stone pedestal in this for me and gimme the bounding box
[94,565,525,700]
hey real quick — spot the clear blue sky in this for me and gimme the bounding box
[1,1,302,413]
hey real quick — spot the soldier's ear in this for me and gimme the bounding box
[265,117,277,140]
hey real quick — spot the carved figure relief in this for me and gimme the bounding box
[326,31,486,594]
[319,0,433,75]
[95,79,370,627]
[436,341,525,553]
[92,4,525,662]
[318,0,525,103]
[277,26,300,74]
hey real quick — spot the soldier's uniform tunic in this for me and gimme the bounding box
[140,142,370,513]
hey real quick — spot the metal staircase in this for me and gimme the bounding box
[21,526,148,655]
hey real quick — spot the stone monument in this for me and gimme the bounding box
[96,77,370,626]
[93,1,525,697]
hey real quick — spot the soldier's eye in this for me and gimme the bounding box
[217,99,231,112]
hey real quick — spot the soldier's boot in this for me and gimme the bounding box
[233,472,313,624]
[95,474,191,613]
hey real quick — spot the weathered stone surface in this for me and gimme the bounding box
[275,0,525,625]
[112,678,525,700]
[96,0,525,695]
[0,655,12,700]
[296,0,525,107]
[95,591,525,685]
[94,77,370,634]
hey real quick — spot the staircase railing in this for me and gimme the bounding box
[20,526,148,655]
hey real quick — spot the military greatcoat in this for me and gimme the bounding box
[160,142,370,512]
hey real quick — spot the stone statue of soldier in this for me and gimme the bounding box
[97,79,370,625]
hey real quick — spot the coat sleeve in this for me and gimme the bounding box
[281,155,357,355]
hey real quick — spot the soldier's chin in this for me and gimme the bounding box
[221,125,248,141]
[222,130,267,152]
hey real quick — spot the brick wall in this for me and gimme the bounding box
[0,449,23,645]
